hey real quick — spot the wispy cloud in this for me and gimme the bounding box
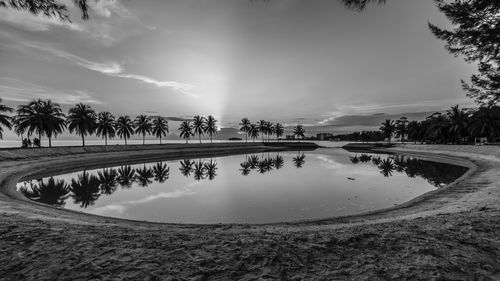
[5,36,196,96]
[0,9,84,32]
[0,77,102,105]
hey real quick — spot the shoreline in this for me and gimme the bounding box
[0,143,498,279]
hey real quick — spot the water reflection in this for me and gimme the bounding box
[239,152,292,176]
[19,177,70,207]
[350,153,468,187]
[71,171,100,208]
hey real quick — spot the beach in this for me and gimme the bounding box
[0,143,499,280]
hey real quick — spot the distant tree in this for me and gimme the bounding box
[248,124,260,142]
[115,116,135,145]
[274,123,284,142]
[293,125,305,142]
[179,120,194,144]
[96,112,115,146]
[205,115,217,143]
[395,117,409,142]
[425,112,450,144]
[151,117,169,144]
[447,105,470,143]
[407,121,421,143]
[67,103,97,147]
[264,121,274,142]
[0,98,13,140]
[15,99,66,147]
[379,119,395,142]
[239,118,251,142]
[134,115,152,145]
[340,0,386,11]
[193,115,206,144]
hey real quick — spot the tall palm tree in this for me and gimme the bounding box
[264,121,274,142]
[67,103,97,147]
[257,120,267,142]
[204,115,217,143]
[15,99,66,147]
[395,117,409,143]
[179,120,194,144]
[0,98,13,140]
[152,117,169,144]
[379,119,395,142]
[96,112,116,146]
[274,123,284,142]
[293,125,305,142]
[248,124,259,142]
[239,118,251,142]
[407,120,421,143]
[193,115,206,144]
[134,115,152,145]
[115,116,135,145]
[447,105,469,143]
[425,113,450,144]
[468,106,500,140]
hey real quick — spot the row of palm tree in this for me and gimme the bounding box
[378,105,500,144]
[238,118,304,142]
[1,99,309,146]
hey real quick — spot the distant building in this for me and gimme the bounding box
[316,133,333,141]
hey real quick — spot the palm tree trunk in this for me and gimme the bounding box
[199,134,201,144]
[49,136,52,148]
[210,134,213,143]
[82,134,85,147]
[245,134,248,143]
[143,134,145,145]
[159,135,162,145]
[125,137,127,145]
[38,131,41,147]
[105,135,108,146]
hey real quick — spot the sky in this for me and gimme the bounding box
[0,0,476,139]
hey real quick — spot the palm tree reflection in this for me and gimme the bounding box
[153,162,170,183]
[179,159,195,177]
[71,171,100,208]
[204,160,218,180]
[97,168,118,195]
[135,165,154,187]
[19,177,70,207]
[292,153,306,168]
[193,160,207,181]
[378,158,395,177]
[117,165,136,188]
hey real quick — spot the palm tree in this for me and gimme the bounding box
[115,116,135,145]
[468,106,500,140]
[152,117,169,144]
[379,119,395,142]
[265,121,274,142]
[193,115,206,144]
[395,117,409,143]
[19,177,70,207]
[153,162,170,183]
[70,171,100,208]
[0,98,13,140]
[205,115,217,143]
[96,112,116,146]
[67,103,97,147]
[274,123,284,142]
[425,113,450,144]
[293,125,305,142]
[15,99,66,147]
[117,165,135,187]
[239,118,251,142]
[447,105,469,143]
[134,115,152,145]
[407,121,421,143]
[179,120,194,144]
[248,124,259,142]
[257,120,267,142]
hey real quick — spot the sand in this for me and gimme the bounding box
[0,143,499,280]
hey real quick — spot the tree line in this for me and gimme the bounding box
[0,98,308,147]
[341,105,500,144]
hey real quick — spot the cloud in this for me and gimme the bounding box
[91,0,135,19]
[8,38,196,96]
[0,77,102,104]
[0,9,84,32]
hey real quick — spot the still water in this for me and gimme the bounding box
[16,148,468,224]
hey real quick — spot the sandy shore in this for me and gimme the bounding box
[0,143,499,280]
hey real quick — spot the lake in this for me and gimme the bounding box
[16,148,468,224]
